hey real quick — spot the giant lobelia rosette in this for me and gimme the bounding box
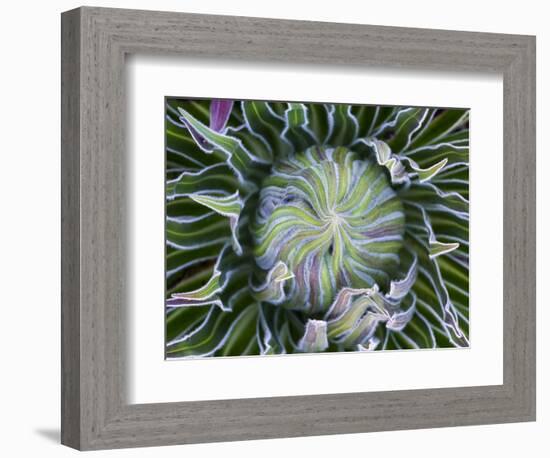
[165,100,469,357]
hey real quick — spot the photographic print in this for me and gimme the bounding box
[165,98,469,358]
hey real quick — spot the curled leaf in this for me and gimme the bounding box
[251,261,294,304]
[189,191,244,255]
[298,319,329,353]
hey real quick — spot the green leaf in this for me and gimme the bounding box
[178,106,271,185]
[166,164,240,199]
[168,270,226,308]
[404,142,468,168]
[368,106,399,136]
[308,103,332,144]
[429,240,460,258]
[404,231,468,347]
[189,191,244,255]
[359,138,409,184]
[352,105,378,138]
[251,261,294,304]
[387,108,430,153]
[219,305,260,356]
[257,304,290,354]
[401,182,469,219]
[408,109,469,149]
[241,101,292,159]
[167,242,221,278]
[166,306,211,343]
[387,254,418,300]
[168,266,214,297]
[282,103,318,151]
[404,157,448,183]
[167,305,245,357]
[325,104,359,146]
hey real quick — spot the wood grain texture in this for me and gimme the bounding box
[60,8,81,449]
[61,6,536,450]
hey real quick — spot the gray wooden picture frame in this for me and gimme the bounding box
[61,6,536,451]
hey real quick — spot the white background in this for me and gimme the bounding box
[129,57,503,403]
[0,1,546,457]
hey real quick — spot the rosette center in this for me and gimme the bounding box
[253,146,405,313]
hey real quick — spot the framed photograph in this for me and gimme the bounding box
[61,6,536,450]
